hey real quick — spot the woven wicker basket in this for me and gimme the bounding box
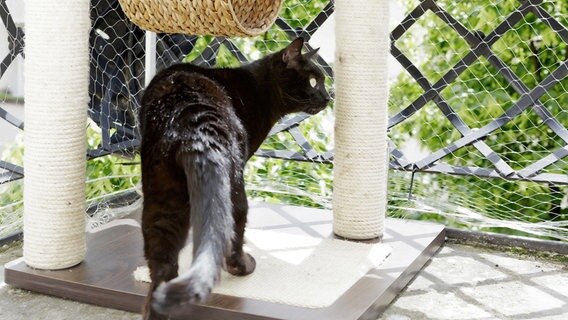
[118,0,283,36]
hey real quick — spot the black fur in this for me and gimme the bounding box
[140,38,330,319]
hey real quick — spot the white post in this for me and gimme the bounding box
[145,31,157,86]
[23,0,90,269]
[333,0,390,240]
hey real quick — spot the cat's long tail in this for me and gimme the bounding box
[152,150,234,314]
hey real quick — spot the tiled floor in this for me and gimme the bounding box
[381,244,567,320]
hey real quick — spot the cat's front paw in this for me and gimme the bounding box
[227,252,256,276]
[151,275,213,315]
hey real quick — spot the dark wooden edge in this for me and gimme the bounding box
[4,258,143,312]
[359,229,446,320]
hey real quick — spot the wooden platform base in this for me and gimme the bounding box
[4,202,445,320]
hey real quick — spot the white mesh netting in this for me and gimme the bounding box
[1,0,567,242]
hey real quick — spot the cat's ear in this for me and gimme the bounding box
[282,37,305,65]
[303,48,320,60]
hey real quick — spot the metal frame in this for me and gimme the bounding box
[389,0,568,185]
[150,0,568,187]
[0,0,24,184]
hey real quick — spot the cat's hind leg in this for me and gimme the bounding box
[141,163,191,320]
[226,175,256,276]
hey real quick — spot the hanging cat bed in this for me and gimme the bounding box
[118,0,283,36]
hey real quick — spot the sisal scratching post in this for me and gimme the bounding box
[23,0,90,269]
[333,0,390,240]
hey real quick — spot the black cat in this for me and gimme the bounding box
[140,37,330,319]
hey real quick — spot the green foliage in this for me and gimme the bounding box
[182,0,568,237]
[182,0,336,207]
[86,125,142,204]
[389,0,568,231]
[0,136,23,227]
[0,122,141,230]
[245,157,333,208]
[3,0,566,241]
[186,0,329,66]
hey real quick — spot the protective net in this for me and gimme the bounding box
[0,0,567,242]
[0,0,24,239]
[388,0,568,241]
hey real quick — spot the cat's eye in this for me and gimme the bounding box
[309,77,317,88]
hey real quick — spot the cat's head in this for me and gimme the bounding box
[270,38,331,115]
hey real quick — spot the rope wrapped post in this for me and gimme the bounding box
[23,0,90,269]
[333,0,390,240]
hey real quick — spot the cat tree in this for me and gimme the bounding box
[5,1,444,319]
[21,0,386,270]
